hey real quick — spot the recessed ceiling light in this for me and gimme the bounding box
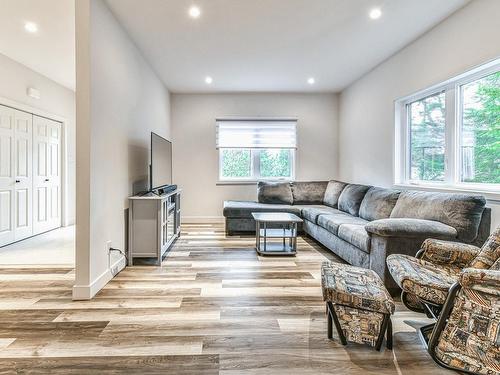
[24,21,38,33]
[307,77,315,85]
[205,76,213,84]
[369,8,382,20]
[188,5,201,18]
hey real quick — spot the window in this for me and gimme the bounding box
[216,119,297,181]
[396,59,500,191]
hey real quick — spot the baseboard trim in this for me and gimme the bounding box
[72,254,126,300]
[182,216,224,223]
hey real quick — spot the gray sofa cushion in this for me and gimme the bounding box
[323,180,348,208]
[337,184,371,216]
[317,213,368,235]
[365,218,458,239]
[301,206,340,223]
[359,187,401,221]
[291,181,328,204]
[337,224,371,253]
[223,200,301,219]
[257,181,293,204]
[390,191,486,242]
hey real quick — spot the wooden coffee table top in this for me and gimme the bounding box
[251,212,303,223]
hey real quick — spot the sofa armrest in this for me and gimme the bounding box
[459,268,500,297]
[419,239,480,268]
[365,218,458,239]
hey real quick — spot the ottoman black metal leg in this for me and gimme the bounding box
[375,314,391,351]
[327,302,347,345]
[327,303,333,339]
[386,317,393,350]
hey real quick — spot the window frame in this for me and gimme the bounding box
[218,148,296,183]
[395,58,500,193]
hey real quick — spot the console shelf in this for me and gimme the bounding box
[128,189,181,266]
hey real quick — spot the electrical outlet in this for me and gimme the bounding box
[106,241,112,253]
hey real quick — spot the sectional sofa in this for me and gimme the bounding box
[223,181,491,291]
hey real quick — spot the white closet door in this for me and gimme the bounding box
[33,115,62,235]
[0,105,15,246]
[13,110,33,240]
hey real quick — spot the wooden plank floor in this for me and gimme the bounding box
[0,223,450,374]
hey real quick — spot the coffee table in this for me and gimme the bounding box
[251,212,303,256]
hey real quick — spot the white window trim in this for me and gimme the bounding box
[394,57,500,197]
[218,148,296,183]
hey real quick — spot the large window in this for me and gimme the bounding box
[396,60,500,191]
[216,119,296,181]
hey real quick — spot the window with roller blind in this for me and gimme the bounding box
[216,119,297,181]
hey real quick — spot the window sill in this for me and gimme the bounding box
[216,179,294,186]
[393,183,500,203]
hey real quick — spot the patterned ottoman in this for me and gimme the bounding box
[321,262,395,350]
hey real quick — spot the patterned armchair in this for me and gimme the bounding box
[426,266,500,374]
[386,226,500,317]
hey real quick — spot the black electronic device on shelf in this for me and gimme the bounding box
[149,132,175,195]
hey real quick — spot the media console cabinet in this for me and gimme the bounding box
[128,189,181,265]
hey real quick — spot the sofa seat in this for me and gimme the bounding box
[338,224,371,253]
[317,213,368,235]
[386,254,460,305]
[223,200,302,219]
[301,205,341,223]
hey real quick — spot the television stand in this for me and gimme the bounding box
[128,188,181,266]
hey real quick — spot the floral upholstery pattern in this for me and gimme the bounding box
[420,238,480,268]
[386,254,459,305]
[321,262,394,348]
[435,268,500,374]
[321,262,395,314]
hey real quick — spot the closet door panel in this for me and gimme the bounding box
[0,105,15,246]
[13,110,33,240]
[33,115,61,234]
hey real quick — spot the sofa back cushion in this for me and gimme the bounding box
[390,191,486,242]
[359,187,401,221]
[323,180,348,208]
[291,181,328,204]
[337,184,371,216]
[257,181,293,205]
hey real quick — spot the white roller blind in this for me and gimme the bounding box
[216,119,297,149]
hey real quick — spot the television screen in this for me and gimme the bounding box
[151,132,172,190]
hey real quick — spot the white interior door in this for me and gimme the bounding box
[33,115,62,235]
[0,105,15,246]
[13,110,33,240]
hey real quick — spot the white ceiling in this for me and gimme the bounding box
[0,0,75,91]
[106,0,469,93]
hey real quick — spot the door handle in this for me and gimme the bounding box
[15,180,20,183]
[44,178,50,182]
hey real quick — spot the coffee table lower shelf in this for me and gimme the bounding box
[256,242,296,256]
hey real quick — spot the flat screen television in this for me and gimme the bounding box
[150,132,172,191]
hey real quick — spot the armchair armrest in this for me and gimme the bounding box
[365,218,458,239]
[459,268,500,297]
[419,239,480,268]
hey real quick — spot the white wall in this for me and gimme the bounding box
[338,0,500,228]
[171,93,339,220]
[0,52,76,225]
[74,0,171,299]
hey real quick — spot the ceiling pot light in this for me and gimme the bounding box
[307,77,315,85]
[205,76,213,84]
[188,5,201,18]
[369,8,382,19]
[24,21,38,33]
